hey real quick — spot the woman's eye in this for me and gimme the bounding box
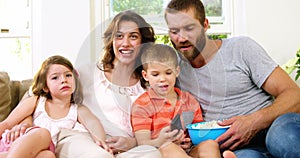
[130,35,138,39]
[115,34,123,39]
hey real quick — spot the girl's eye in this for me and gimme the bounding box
[51,76,58,80]
[66,73,73,77]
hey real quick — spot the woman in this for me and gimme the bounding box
[54,10,161,158]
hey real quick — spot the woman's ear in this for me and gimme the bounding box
[142,70,148,81]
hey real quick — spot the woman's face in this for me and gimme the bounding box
[112,20,142,66]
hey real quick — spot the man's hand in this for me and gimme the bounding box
[215,115,260,150]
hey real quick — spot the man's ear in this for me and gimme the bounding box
[176,66,180,77]
[142,70,148,81]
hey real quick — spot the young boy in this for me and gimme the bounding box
[131,43,236,158]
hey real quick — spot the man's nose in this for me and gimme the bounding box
[177,31,188,43]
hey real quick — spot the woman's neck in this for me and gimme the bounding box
[105,61,139,87]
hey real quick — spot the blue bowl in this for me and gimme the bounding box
[186,122,229,145]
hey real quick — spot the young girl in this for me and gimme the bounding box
[0,55,113,158]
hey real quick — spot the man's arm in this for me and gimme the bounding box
[216,66,300,150]
[254,66,300,129]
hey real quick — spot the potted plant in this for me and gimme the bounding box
[282,49,300,81]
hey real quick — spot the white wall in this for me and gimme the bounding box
[32,0,91,73]
[233,0,300,66]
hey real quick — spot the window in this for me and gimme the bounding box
[98,0,232,35]
[0,0,32,80]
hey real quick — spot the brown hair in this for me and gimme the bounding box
[100,10,155,77]
[165,0,206,27]
[139,43,179,88]
[31,55,83,104]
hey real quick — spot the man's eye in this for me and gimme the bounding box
[169,29,179,35]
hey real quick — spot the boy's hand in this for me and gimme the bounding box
[156,126,179,146]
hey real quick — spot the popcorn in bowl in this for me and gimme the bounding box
[186,120,230,145]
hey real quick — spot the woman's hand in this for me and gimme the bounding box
[5,123,31,143]
[105,136,137,153]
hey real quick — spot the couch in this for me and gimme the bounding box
[0,71,32,121]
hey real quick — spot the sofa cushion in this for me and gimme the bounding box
[0,72,12,121]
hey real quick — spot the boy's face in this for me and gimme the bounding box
[142,62,179,97]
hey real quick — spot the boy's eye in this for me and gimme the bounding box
[166,71,173,75]
[151,73,158,77]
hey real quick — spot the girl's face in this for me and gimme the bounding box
[45,64,75,99]
[142,62,179,97]
[112,20,142,66]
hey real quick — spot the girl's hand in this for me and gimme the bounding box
[5,123,31,143]
[95,139,113,155]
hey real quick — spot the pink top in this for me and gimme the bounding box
[78,63,145,137]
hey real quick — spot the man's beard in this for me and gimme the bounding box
[172,28,206,61]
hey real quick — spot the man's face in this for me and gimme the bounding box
[166,8,207,61]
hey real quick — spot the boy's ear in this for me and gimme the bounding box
[142,70,149,81]
[176,66,180,77]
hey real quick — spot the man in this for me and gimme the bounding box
[164,0,300,157]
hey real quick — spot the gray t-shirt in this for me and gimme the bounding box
[177,36,277,121]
